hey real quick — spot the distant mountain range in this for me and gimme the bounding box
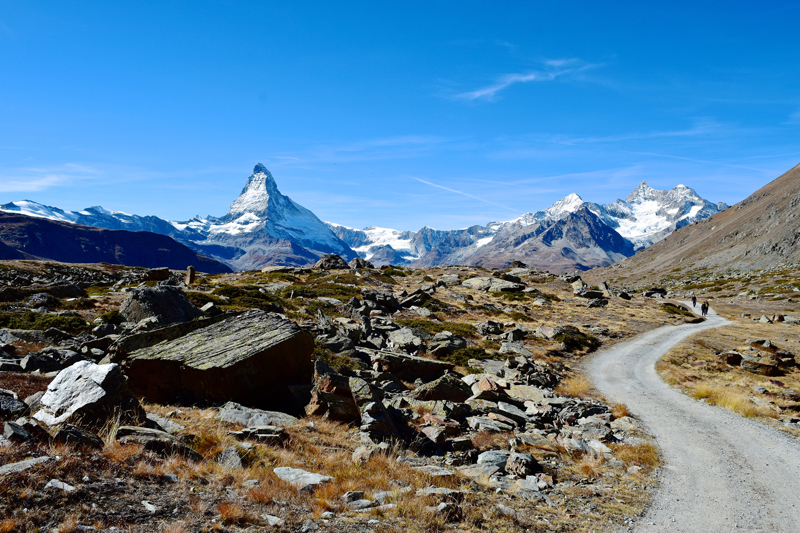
[597,163,800,280]
[328,180,728,270]
[0,164,728,272]
[0,212,232,273]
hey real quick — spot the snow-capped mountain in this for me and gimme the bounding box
[327,181,728,270]
[1,164,357,270]
[1,169,726,272]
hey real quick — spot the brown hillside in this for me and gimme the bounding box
[590,163,800,282]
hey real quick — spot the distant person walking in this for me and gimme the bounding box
[691,295,697,308]
[701,301,709,317]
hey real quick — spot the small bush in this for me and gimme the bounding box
[555,375,592,398]
[611,442,659,471]
[0,311,89,333]
[437,347,488,367]
[660,303,695,317]
[213,284,292,311]
[186,291,226,308]
[98,309,124,325]
[313,340,361,373]
[553,326,601,353]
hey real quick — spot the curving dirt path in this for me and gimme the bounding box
[589,304,800,532]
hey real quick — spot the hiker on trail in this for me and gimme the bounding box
[691,295,697,308]
[701,301,709,317]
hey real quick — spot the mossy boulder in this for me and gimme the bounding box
[122,310,314,412]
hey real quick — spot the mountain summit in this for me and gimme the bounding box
[229,164,284,217]
[1,165,357,270]
[328,180,728,271]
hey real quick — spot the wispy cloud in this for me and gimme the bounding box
[622,151,775,174]
[455,59,600,102]
[411,177,518,212]
[784,108,800,125]
[0,163,105,193]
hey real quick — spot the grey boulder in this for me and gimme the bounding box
[119,285,203,326]
[33,361,145,428]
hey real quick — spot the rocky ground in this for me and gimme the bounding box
[0,257,704,532]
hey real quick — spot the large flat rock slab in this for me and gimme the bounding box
[122,310,314,411]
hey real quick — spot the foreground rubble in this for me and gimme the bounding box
[0,258,686,532]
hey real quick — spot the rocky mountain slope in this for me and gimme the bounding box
[597,163,800,281]
[1,164,357,271]
[0,212,231,273]
[328,181,727,270]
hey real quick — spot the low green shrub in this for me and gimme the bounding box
[553,326,601,353]
[0,311,89,333]
[98,309,124,325]
[660,302,695,317]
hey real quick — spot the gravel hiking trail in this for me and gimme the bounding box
[589,304,800,532]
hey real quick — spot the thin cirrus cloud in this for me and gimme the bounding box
[411,177,519,212]
[454,59,600,102]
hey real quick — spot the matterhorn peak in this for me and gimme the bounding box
[229,163,280,216]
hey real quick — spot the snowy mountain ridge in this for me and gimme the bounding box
[326,180,728,264]
[1,166,726,271]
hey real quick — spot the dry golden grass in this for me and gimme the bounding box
[611,403,631,419]
[102,441,143,463]
[555,375,593,398]
[188,495,209,515]
[246,474,301,504]
[0,519,19,533]
[658,320,797,430]
[610,442,659,472]
[691,383,779,419]
[160,522,187,533]
[471,430,514,451]
[55,515,78,533]
[217,501,247,525]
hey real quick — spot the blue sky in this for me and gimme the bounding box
[1,2,799,230]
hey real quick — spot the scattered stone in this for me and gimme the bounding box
[263,515,285,526]
[45,479,75,493]
[314,254,350,270]
[116,426,202,460]
[371,351,454,382]
[408,373,472,402]
[218,401,299,427]
[505,452,538,477]
[215,448,243,469]
[273,467,334,493]
[0,389,29,419]
[146,412,186,435]
[228,425,286,445]
[3,421,33,444]
[34,361,145,428]
[462,277,524,292]
[413,465,455,479]
[199,301,222,317]
[119,285,203,326]
[0,456,54,476]
[499,342,533,357]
